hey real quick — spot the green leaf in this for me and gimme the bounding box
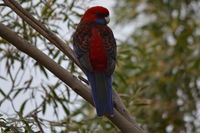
[19,100,28,116]
[42,100,46,114]
[0,121,7,127]
[0,76,7,81]
[60,102,70,116]
[0,89,7,97]
[39,65,49,78]
[13,88,23,99]
[53,50,60,59]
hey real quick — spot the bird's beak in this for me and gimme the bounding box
[105,16,110,24]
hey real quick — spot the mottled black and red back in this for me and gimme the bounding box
[73,23,116,74]
[72,6,116,116]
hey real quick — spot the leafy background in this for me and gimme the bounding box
[0,0,200,132]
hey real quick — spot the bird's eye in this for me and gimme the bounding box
[96,13,103,17]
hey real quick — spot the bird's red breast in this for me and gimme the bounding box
[89,28,107,72]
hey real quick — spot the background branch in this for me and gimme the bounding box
[0,3,6,6]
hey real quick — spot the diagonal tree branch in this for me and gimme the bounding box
[0,3,7,6]
[3,0,135,124]
[0,22,145,133]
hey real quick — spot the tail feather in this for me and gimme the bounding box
[86,72,113,116]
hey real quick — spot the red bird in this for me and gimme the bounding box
[73,6,116,116]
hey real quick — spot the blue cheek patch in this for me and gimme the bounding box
[95,18,105,24]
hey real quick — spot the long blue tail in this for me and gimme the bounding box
[86,72,113,116]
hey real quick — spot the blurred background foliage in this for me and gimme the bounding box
[0,0,200,133]
[114,0,200,133]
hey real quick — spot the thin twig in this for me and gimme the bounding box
[33,114,45,133]
[78,75,89,85]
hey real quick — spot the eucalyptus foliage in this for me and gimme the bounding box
[114,0,200,133]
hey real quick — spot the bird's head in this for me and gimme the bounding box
[81,6,110,25]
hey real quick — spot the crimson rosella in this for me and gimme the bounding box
[73,6,116,116]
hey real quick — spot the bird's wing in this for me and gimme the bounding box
[100,26,117,75]
[72,23,93,72]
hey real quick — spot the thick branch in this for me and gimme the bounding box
[3,0,135,124]
[0,23,145,133]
